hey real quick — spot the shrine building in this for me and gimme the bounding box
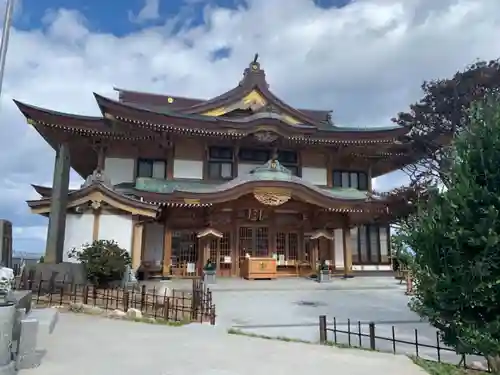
[15,58,415,279]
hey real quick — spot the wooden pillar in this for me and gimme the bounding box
[45,142,71,263]
[298,230,305,262]
[131,221,144,271]
[311,240,319,267]
[96,145,106,171]
[166,147,174,180]
[233,144,240,178]
[231,209,238,277]
[269,209,276,258]
[162,225,172,276]
[342,227,353,275]
[92,209,101,241]
[202,240,210,270]
[367,165,373,192]
[326,152,333,187]
[329,236,335,269]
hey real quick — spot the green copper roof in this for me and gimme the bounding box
[133,160,371,200]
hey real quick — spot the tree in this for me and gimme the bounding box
[69,240,131,287]
[390,231,413,272]
[407,92,500,372]
[393,59,500,189]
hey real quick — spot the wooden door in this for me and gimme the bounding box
[238,227,269,258]
[171,231,199,276]
[275,232,299,265]
[209,232,232,277]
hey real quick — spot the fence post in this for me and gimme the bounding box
[210,305,216,326]
[123,290,129,312]
[369,322,376,350]
[319,315,327,344]
[140,284,146,311]
[83,285,89,305]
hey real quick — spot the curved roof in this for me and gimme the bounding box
[95,93,409,142]
[30,160,392,214]
[27,181,159,217]
[116,87,332,124]
[131,159,388,212]
[173,61,324,126]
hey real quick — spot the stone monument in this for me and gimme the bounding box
[121,265,138,289]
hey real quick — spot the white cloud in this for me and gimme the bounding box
[2,0,500,248]
[129,0,161,24]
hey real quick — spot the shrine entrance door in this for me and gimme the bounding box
[209,231,232,277]
[238,226,269,266]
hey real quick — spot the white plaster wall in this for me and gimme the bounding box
[173,159,203,179]
[301,167,327,186]
[143,222,164,262]
[238,163,256,176]
[334,228,344,268]
[104,157,135,185]
[63,213,94,262]
[379,225,389,261]
[98,214,133,253]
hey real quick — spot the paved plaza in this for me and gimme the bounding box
[161,276,476,365]
[21,276,474,374]
[23,313,428,375]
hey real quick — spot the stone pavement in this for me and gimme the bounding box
[148,276,474,365]
[20,313,429,375]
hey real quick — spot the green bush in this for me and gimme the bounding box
[68,240,131,287]
[407,93,500,373]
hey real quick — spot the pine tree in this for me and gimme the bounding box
[408,92,500,372]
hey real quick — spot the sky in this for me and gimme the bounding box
[1,0,500,254]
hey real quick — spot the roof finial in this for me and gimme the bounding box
[249,53,260,72]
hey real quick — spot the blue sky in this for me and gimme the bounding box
[1,0,499,255]
[16,0,351,35]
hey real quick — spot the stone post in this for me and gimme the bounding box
[45,143,71,264]
[0,302,15,369]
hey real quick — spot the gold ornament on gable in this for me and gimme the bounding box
[253,188,291,206]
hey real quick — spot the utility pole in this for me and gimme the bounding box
[0,0,15,101]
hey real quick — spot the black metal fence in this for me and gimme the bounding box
[14,271,216,324]
[318,315,489,372]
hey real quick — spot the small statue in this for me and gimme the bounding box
[0,266,14,296]
[121,264,138,288]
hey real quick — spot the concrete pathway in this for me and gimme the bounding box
[21,313,429,375]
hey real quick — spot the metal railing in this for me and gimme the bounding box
[318,315,489,372]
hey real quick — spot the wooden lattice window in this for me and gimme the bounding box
[255,227,268,257]
[275,232,298,263]
[210,232,232,275]
[239,227,268,257]
[171,231,198,274]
